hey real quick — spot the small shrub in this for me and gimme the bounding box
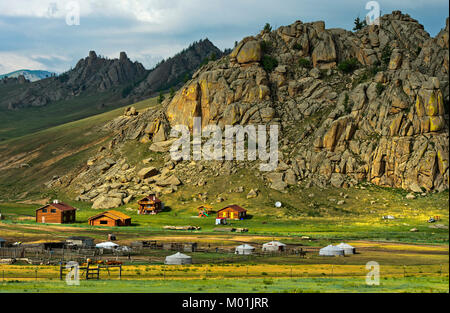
[169,87,175,99]
[343,93,351,114]
[261,41,273,54]
[263,279,274,285]
[338,58,359,74]
[381,45,392,67]
[353,17,367,31]
[298,58,312,69]
[262,55,278,72]
[376,82,385,95]
[293,43,302,50]
[261,272,268,276]
[263,23,272,33]
[157,92,165,104]
[183,73,191,83]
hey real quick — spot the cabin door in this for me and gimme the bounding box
[42,216,45,223]
[230,212,234,219]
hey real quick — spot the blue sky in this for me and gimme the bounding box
[0,0,448,74]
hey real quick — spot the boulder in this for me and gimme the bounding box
[138,167,159,179]
[233,39,262,64]
[92,196,123,210]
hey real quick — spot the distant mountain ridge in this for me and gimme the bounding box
[129,39,226,101]
[0,69,55,82]
[2,51,147,109]
[1,39,225,110]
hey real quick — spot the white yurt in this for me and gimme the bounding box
[336,243,356,255]
[165,252,193,265]
[95,241,119,249]
[319,245,345,257]
[262,241,287,252]
[235,244,255,255]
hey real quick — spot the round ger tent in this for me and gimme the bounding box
[95,242,119,249]
[336,243,356,255]
[262,241,287,252]
[319,245,345,257]
[165,252,193,265]
[235,244,255,255]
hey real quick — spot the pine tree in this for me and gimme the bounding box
[353,17,367,31]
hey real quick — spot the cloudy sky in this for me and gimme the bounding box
[0,0,448,74]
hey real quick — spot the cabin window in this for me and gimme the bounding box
[51,209,56,213]
[100,221,108,225]
[42,209,47,213]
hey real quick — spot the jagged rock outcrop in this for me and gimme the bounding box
[130,39,225,101]
[163,11,449,192]
[62,11,448,206]
[3,51,147,110]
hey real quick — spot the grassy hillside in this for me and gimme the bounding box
[0,96,159,198]
[0,84,134,141]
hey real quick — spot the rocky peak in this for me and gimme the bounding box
[3,50,147,109]
[119,51,128,62]
[88,50,97,59]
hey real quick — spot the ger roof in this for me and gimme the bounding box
[36,202,77,212]
[263,241,287,246]
[166,252,192,259]
[236,244,255,249]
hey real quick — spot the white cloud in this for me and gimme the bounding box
[0,52,47,73]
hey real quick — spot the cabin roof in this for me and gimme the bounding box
[36,202,77,212]
[218,205,247,213]
[88,210,131,221]
[138,194,162,203]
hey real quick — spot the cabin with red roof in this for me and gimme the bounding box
[138,194,163,215]
[36,200,77,224]
[217,205,247,220]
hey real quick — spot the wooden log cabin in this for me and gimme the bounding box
[88,210,131,227]
[217,205,247,220]
[36,200,77,224]
[138,194,163,215]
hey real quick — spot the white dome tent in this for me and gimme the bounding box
[95,241,119,249]
[336,243,356,255]
[235,244,255,255]
[165,252,193,265]
[319,245,345,257]
[262,241,287,252]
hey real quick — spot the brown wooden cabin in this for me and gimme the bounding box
[36,201,76,224]
[217,205,247,220]
[138,194,163,215]
[88,210,131,227]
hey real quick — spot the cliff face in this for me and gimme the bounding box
[165,11,449,192]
